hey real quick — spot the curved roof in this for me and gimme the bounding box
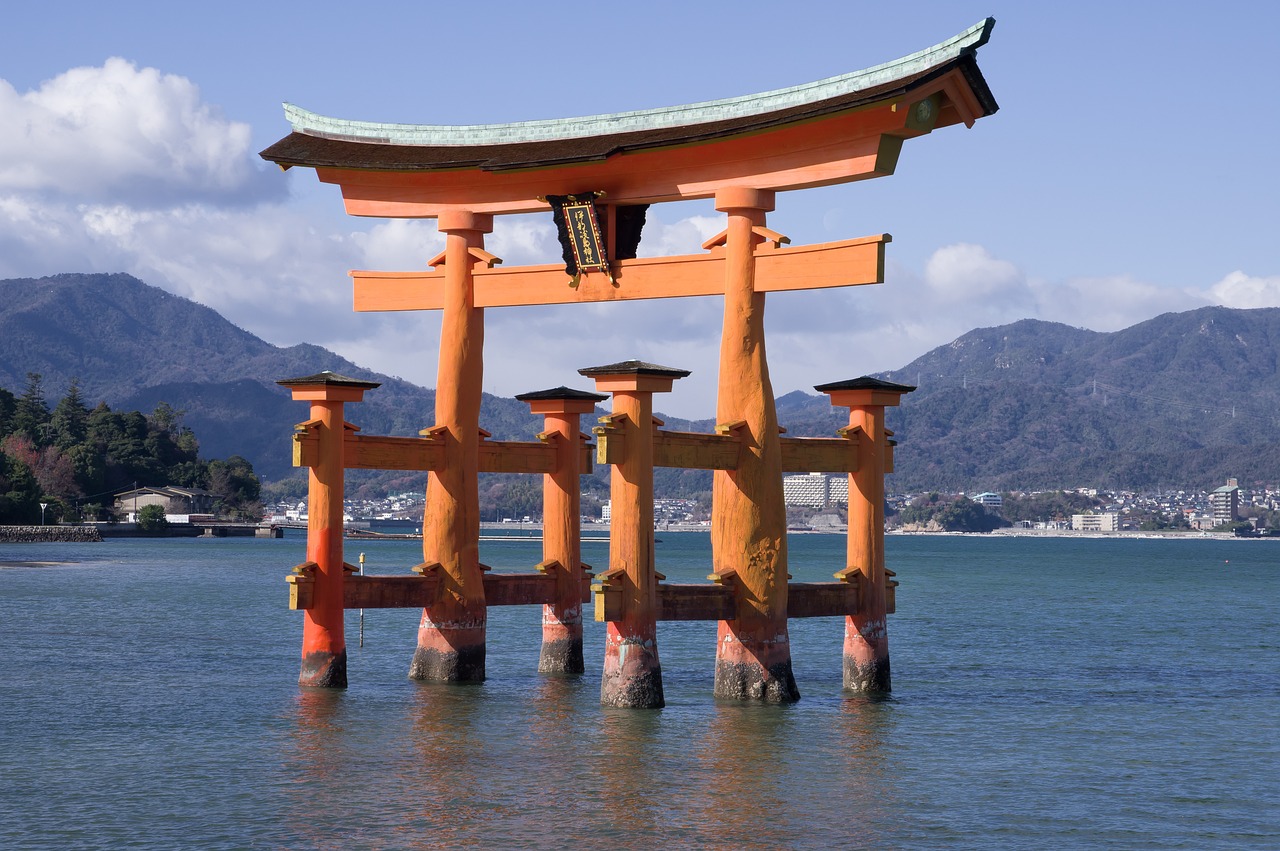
[261,19,996,175]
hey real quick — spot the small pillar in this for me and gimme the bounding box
[412,210,494,683]
[815,376,914,693]
[516,386,608,674]
[278,371,381,688]
[711,187,798,703]
[580,360,688,708]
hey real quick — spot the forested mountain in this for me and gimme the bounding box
[767,309,1280,491]
[3,273,1276,494]
[0,274,542,483]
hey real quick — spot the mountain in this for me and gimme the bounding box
[0,273,541,482]
[768,310,1280,492]
[3,273,1276,493]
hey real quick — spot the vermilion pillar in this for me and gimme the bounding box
[581,360,688,708]
[816,376,914,693]
[411,211,494,682]
[516,386,607,674]
[278,371,380,688]
[711,187,798,703]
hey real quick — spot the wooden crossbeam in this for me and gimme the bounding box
[352,233,889,312]
[288,571,590,610]
[779,434,861,473]
[653,430,740,470]
[291,430,592,474]
[589,580,868,622]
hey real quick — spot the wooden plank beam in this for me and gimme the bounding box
[787,582,862,618]
[352,233,888,312]
[779,435,860,473]
[653,430,740,470]
[346,434,444,471]
[656,584,736,621]
[482,572,558,606]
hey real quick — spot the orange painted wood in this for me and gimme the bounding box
[652,430,740,470]
[346,575,438,608]
[351,234,889,312]
[414,216,491,680]
[477,439,557,474]
[787,582,862,618]
[345,434,445,471]
[314,76,979,218]
[709,189,795,698]
[655,584,736,621]
[779,435,860,473]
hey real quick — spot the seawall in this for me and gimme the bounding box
[0,525,104,543]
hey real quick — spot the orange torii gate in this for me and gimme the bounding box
[264,19,998,703]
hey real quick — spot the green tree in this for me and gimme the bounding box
[49,380,90,450]
[208,455,261,518]
[137,503,169,532]
[11,373,50,445]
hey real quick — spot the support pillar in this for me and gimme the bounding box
[816,376,914,693]
[278,371,380,688]
[411,210,495,682]
[581,361,688,708]
[516,386,608,674]
[710,187,798,703]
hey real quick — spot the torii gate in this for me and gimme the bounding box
[264,19,998,704]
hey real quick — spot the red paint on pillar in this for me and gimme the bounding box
[519,388,607,674]
[412,211,494,682]
[278,373,379,689]
[817,377,914,694]
[582,363,686,708]
[711,188,798,703]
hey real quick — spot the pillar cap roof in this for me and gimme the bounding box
[514,386,608,403]
[578,360,691,379]
[277,370,382,390]
[814,376,916,394]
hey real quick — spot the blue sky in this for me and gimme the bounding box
[3,1,1277,416]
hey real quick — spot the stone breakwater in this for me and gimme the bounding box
[0,525,103,543]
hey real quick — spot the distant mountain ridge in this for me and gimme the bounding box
[0,273,537,481]
[3,273,1276,491]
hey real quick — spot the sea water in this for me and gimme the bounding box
[0,532,1276,849]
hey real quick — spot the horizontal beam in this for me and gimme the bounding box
[657,583,736,621]
[779,435,860,473]
[352,234,888,312]
[292,432,592,474]
[288,571,589,610]
[654,430,740,470]
[786,582,862,618]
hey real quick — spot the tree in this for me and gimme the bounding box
[49,380,89,450]
[137,503,169,532]
[11,373,50,445]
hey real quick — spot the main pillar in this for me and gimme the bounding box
[581,361,687,708]
[516,386,607,674]
[816,377,914,693]
[278,371,380,688]
[411,211,494,682]
[711,187,798,703]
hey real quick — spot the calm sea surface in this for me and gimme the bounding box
[1,531,1276,849]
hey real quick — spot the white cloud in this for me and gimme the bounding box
[0,59,276,206]
[1205,270,1280,309]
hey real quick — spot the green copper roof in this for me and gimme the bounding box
[283,18,993,147]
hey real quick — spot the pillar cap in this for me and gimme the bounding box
[278,370,381,402]
[816,375,915,409]
[578,360,690,379]
[813,376,915,394]
[515,386,608,403]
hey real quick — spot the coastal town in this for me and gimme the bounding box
[256,475,1277,537]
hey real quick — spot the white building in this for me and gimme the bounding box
[783,473,849,508]
[1071,513,1119,532]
